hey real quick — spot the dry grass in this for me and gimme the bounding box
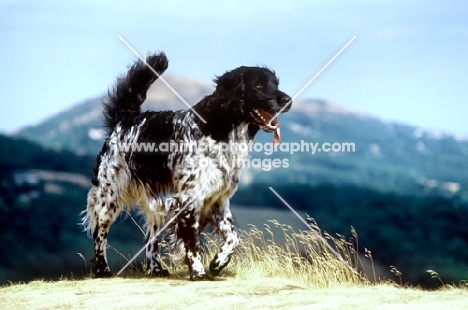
[2,275,468,309]
[107,217,464,290]
[202,219,366,287]
[111,218,368,287]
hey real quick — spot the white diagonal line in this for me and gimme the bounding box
[268,186,360,276]
[116,191,203,275]
[118,35,207,123]
[269,36,356,123]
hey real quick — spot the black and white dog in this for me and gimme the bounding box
[82,52,292,280]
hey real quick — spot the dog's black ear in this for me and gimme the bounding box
[213,67,246,110]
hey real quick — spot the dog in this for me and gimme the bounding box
[82,52,292,280]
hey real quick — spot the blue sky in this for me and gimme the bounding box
[1,0,467,137]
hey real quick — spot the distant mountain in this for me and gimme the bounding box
[17,75,214,155]
[254,99,468,199]
[16,75,468,199]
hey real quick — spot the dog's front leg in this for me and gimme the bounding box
[209,201,239,276]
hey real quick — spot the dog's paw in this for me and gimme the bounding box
[151,269,170,278]
[209,265,222,277]
[190,273,214,281]
[209,255,230,277]
[93,269,113,278]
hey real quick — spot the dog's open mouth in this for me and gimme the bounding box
[250,108,281,145]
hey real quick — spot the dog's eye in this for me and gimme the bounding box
[255,84,264,89]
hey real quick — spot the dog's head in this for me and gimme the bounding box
[214,66,292,143]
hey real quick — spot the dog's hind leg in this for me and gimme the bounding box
[86,185,122,277]
[209,200,239,277]
[145,227,169,277]
[145,211,170,277]
[169,197,211,281]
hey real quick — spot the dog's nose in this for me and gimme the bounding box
[278,92,292,112]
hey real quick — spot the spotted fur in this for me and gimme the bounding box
[82,52,292,280]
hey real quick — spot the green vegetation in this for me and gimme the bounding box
[0,135,94,282]
[0,135,95,175]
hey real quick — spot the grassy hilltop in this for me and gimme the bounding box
[1,222,468,309]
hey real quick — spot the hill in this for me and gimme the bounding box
[16,75,468,198]
[0,135,94,283]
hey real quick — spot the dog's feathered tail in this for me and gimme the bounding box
[103,52,169,132]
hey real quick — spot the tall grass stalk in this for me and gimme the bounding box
[201,220,368,287]
[110,213,375,287]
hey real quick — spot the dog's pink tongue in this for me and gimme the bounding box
[259,110,281,145]
[273,126,281,146]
